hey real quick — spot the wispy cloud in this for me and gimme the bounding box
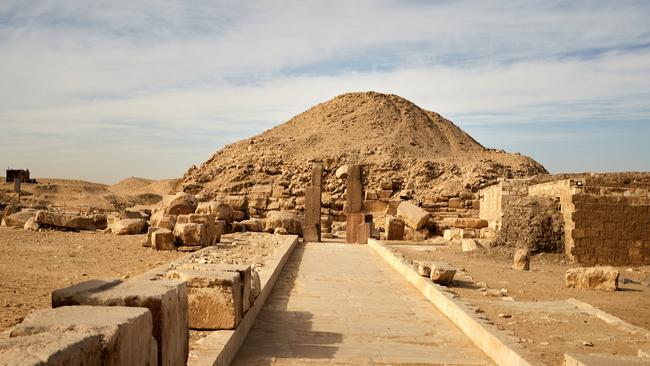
[0,0,649,182]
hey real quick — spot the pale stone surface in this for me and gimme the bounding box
[164,192,197,215]
[178,263,253,313]
[565,266,619,291]
[240,219,264,232]
[152,213,176,231]
[513,248,530,271]
[265,211,302,235]
[461,238,481,252]
[274,227,288,235]
[251,268,261,301]
[35,211,96,231]
[443,228,463,240]
[417,262,431,277]
[111,218,147,235]
[430,261,457,286]
[565,352,650,366]
[186,214,218,245]
[396,201,429,230]
[51,278,188,366]
[10,306,157,366]
[152,228,175,251]
[4,210,36,228]
[23,217,40,231]
[231,243,490,365]
[0,330,103,366]
[173,222,206,246]
[166,269,242,330]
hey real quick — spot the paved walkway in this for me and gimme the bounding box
[232,243,491,365]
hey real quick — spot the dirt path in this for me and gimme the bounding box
[0,227,184,331]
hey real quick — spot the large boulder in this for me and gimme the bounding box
[565,266,619,291]
[35,211,96,231]
[111,218,148,235]
[164,192,197,215]
[396,201,429,230]
[3,210,36,228]
[264,211,302,235]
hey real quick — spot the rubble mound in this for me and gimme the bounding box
[179,92,547,202]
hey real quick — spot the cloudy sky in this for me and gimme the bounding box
[1,1,649,183]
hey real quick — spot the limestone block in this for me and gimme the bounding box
[417,262,431,277]
[251,268,261,301]
[396,201,429,230]
[177,245,202,252]
[346,212,364,243]
[164,192,197,215]
[0,330,103,366]
[240,219,264,232]
[404,226,429,241]
[430,262,457,286]
[265,211,302,235]
[145,227,160,247]
[448,197,463,209]
[179,263,253,313]
[513,249,530,271]
[232,210,246,221]
[274,227,288,235]
[125,210,145,220]
[377,190,394,200]
[10,306,157,366]
[215,220,225,242]
[111,218,148,235]
[443,228,463,240]
[565,266,619,291]
[4,210,36,228]
[152,214,176,231]
[311,161,323,191]
[92,214,108,230]
[153,229,175,251]
[357,222,372,244]
[166,269,242,330]
[187,214,217,246]
[51,278,188,366]
[461,238,481,252]
[173,222,206,246]
[385,215,405,240]
[35,211,96,231]
[225,195,248,212]
[304,185,322,243]
[345,164,363,213]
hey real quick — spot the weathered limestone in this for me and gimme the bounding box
[335,164,349,179]
[166,269,242,330]
[10,306,157,366]
[51,278,188,366]
[23,217,40,231]
[186,213,218,245]
[0,329,103,366]
[513,249,530,271]
[197,202,234,223]
[111,218,148,235]
[178,263,253,313]
[345,212,364,244]
[396,201,429,230]
[151,212,176,231]
[4,210,36,228]
[443,228,463,240]
[461,238,481,252]
[385,215,405,240]
[240,219,264,232]
[152,228,175,251]
[173,222,206,247]
[164,192,197,215]
[225,195,248,213]
[345,164,363,213]
[35,211,96,231]
[357,222,372,244]
[91,214,108,230]
[430,262,457,285]
[417,262,432,277]
[265,211,302,235]
[565,266,619,291]
[304,186,322,242]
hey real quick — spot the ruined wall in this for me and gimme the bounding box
[528,180,577,259]
[478,180,530,230]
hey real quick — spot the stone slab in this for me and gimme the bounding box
[178,263,253,314]
[303,185,321,243]
[345,164,363,213]
[0,331,103,366]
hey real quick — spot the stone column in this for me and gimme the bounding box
[345,164,364,243]
[304,162,322,242]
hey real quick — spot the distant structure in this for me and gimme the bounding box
[6,169,37,184]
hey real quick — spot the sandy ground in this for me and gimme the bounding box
[390,242,650,365]
[0,227,184,331]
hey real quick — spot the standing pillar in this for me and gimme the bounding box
[304,162,322,242]
[345,164,364,243]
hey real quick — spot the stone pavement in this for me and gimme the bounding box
[231,242,492,365]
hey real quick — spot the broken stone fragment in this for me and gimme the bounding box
[461,238,482,252]
[430,262,456,286]
[23,217,40,231]
[240,219,265,232]
[417,262,432,277]
[396,201,429,230]
[111,218,148,235]
[173,222,206,246]
[35,211,96,231]
[164,192,198,215]
[4,210,36,228]
[513,248,530,271]
[264,211,302,235]
[565,266,619,291]
[152,228,175,251]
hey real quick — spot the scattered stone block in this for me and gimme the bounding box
[0,330,103,366]
[111,218,148,235]
[144,227,160,247]
[187,213,218,245]
[178,263,252,313]
[35,211,96,231]
[265,211,302,235]
[513,249,530,271]
[173,222,206,246]
[346,212,364,243]
[125,210,146,220]
[152,229,175,251]
[164,192,197,215]
[240,219,264,232]
[461,238,481,252]
[23,217,40,231]
[166,269,242,330]
[565,266,619,291]
[443,228,462,240]
[345,164,363,213]
[396,201,429,230]
[10,306,157,366]
[385,215,405,240]
[430,262,456,285]
[4,210,35,228]
[417,262,432,277]
[91,214,108,230]
[51,278,188,366]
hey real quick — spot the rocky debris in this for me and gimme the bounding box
[264,211,302,235]
[417,262,432,277]
[397,201,429,230]
[3,209,36,228]
[513,249,531,270]
[429,262,457,286]
[565,266,619,291]
[111,218,148,235]
[23,217,40,231]
[461,238,482,252]
[35,211,96,231]
[164,192,197,215]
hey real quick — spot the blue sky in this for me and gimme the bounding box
[1,1,649,183]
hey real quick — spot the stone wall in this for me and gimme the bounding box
[478,180,530,230]
[528,180,577,259]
